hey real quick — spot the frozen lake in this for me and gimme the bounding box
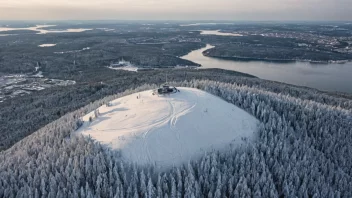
[0,25,92,34]
[182,44,352,93]
[200,30,243,37]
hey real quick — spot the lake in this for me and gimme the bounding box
[200,30,243,37]
[0,25,92,34]
[181,44,352,93]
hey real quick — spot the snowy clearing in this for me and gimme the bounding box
[180,23,234,26]
[107,65,139,72]
[38,44,56,47]
[0,25,92,34]
[32,71,43,78]
[54,47,90,54]
[200,30,243,37]
[96,28,115,32]
[77,87,258,167]
[0,34,17,37]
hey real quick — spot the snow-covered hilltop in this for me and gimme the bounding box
[77,87,258,167]
[3,80,352,197]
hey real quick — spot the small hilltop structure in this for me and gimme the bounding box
[154,85,179,95]
[152,74,180,95]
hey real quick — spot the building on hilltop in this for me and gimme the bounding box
[154,85,179,95]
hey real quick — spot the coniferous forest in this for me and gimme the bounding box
[1,71,352,197]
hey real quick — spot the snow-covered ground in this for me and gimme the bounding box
[200,30,243,37]
[32,71,43,78]
[0,34,17,37]
[54,47,90,54]
[0,25,92,34]
[38,44,56,47]
[180,23,234,26]
[77,87,258,167]
[107,65,139,72]
[96,28,115,32]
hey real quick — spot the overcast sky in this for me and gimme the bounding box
[0,0,351,21]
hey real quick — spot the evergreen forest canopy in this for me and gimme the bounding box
[1,20,352,198]
[1,72,352,197]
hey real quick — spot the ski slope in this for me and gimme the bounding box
[77,87,258,167]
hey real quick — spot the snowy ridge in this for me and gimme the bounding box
[78,87,258,167]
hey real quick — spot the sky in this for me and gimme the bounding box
[0,0,351,21]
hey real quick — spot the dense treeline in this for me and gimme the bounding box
[0,30,202,76]
[2,22,352,78]
[204,43,352,62]
[196,23,352,62]
[1,68,351,151]
[1,79,352,197]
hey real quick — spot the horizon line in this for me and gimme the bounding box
[0,19,351,22]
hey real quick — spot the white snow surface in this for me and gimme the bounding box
[38,44,56,47]
[77,87,258,167]
[0,25,91,34]
[107,65,139,72]
[200,30,243,37]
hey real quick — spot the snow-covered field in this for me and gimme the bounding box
[107,65,139,72]
[0,25,91,34]
[200,30,243,37]
[77,87,258,167]
[38,44,56,47]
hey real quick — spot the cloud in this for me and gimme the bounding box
[0,0,351,20]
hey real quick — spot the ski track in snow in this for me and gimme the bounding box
[77,87,259,167]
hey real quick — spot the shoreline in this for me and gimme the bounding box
[202,50,351,65]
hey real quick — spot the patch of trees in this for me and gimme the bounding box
[0,30,202,76]
[0,80,351,197]
[204,44,352,62]
[196,23,352,62]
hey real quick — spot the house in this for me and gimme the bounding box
[155,85,179,95]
